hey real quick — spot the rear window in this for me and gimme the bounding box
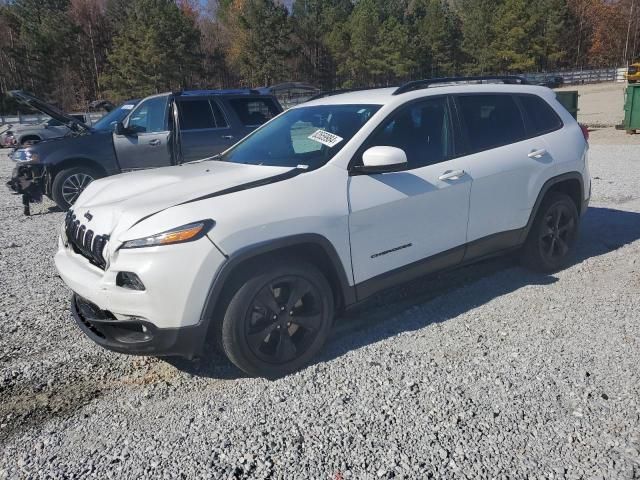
[456,94,526,153]
[178,100,216,130]
[228,98,280,126]
[519,95,563,136]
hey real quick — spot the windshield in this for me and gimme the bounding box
[220,104,381,170]
[93,101,139,131]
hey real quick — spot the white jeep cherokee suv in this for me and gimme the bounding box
[55,76,590,377]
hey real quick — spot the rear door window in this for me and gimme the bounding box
[209,100,228,128]
[178,100,216,130]
[228,98,280,126]
[455,94,526,153]
[518,95,563,137]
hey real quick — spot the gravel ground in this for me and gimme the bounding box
[1,140,640,479]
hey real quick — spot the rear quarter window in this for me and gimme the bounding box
[518,95,563,137]
[228,98,280,126]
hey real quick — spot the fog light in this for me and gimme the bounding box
[116,272,146,291]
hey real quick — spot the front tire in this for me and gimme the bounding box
[219,258,334,378]
[51,166,100,211]
[521,192,579,272]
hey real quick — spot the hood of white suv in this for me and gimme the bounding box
[71,160,295,236]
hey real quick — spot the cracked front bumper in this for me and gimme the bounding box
[6,164,45,202]
[71,294,206,357]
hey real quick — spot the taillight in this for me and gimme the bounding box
[579,124,589,142]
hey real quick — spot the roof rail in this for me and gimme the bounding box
[306,88,373,102]
[178,89,262,96]
[392,76,529,95]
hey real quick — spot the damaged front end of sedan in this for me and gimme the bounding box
[6,149,47,215]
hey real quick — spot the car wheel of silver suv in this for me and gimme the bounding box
[219,257,334,378]
[52,166,99,211]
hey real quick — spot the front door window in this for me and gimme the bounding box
[127,96,168,134]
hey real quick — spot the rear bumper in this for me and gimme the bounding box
[71,294,206,357]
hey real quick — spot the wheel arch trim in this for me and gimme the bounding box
[520,171,585,243]
[196,233,356,350]
[48,158,107,194]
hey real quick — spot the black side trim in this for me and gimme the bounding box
[518,171,584,244]
[350,162,409,176]
[371,243,412,259]
[354,228,527,303]
[463,228,524,262]
[356,246,465,300]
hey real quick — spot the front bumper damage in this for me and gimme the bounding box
[6,163,47,215]
[71,294,206,357]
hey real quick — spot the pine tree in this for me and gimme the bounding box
[491,0,539,73]
[291,0,352,88]
[7,0,79,106]
[221,0,292,87]
[534,0,570,70]
[328,0,414,87]
[411,0,462,77]
[459,0,500,74]
[101,0,201,99]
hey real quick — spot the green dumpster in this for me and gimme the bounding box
[623,84,640,133]
[555,91,579,120]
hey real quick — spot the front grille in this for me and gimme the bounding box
[65,211,109,269]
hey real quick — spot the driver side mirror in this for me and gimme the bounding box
[352,146,408,174]
[113,121,128,136]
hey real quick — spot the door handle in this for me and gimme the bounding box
[528,148,547,159]
[439,170,466,181]
[148,139,161,146]
[221,135,234,140]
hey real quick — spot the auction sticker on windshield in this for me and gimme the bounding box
[308,129,343,148]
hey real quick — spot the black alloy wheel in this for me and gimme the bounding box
[538,202,576,263]
[522,192,579,272]
[51,166,101,211]
[218,258,334,377]
[245,276,324,365]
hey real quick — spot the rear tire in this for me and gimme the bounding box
[521,192,579,272]
[218,258,334,378]
[51,166,100,211]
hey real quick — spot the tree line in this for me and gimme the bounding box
[0,0,639,112]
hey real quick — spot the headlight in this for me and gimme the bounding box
[120,220,214,249]
[14,149,39,163]
[60,221,68,246]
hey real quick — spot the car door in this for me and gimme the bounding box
[452,93,555,249]
[348,96,472,295]
[113,95,172,170]
[177,97,234,161]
